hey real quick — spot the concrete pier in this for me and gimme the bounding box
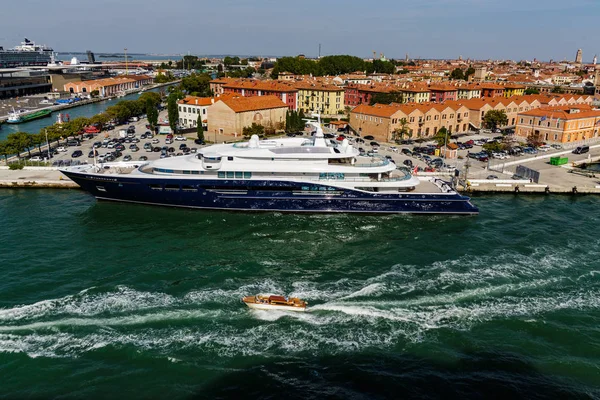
[0,167,79,189]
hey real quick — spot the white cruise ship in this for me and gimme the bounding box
[0,38,53,68]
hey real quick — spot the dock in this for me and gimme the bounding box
[0,167,79,189]
[0,81,179,123]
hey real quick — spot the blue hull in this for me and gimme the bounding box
[61,171,479,215]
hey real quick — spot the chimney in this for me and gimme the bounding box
[195,99,198,105]
[211,98,215,104]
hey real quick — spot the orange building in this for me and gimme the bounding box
[516,107,600,144]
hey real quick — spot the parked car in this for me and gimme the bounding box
[88,151,95,158]
[127,126,136,134]
[403,159,413,167]
[487,175,499,180]
[152,139,160,144]
[364,135,375,140]
[550,144,562,149]
[194,139,205,145]
[67,140,80,147]
[175,135,186,141]
[573,145,590,154]
[123,155,132,161]
[538,145,551,152]
[401,148,412,155]
[165,138,173,144]
[57,146,68,152]
[71,150,83,158]
[139,156,148,161]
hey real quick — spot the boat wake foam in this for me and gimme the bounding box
[0,246,597,358]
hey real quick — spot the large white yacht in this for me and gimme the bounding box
[60,120,478,214]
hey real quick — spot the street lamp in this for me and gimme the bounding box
[44,128,50,161]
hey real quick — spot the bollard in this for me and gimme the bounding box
[572,186,578,194]
[514,186,519,193]
[545,186,550,194]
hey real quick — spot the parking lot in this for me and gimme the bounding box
[352,131,600,182]
[23,111,205,167]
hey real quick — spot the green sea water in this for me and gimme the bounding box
[0,190,599,399]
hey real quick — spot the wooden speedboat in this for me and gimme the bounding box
[242,294,307,312]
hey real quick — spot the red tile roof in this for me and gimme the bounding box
[178,96,215,106]
[217,95,288,113]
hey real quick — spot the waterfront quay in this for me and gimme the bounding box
[0,108,201,188]
[0,81,179,124]
[3,121,600,198]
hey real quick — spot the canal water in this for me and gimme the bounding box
[0,192,599,398]
[0,87,168,141]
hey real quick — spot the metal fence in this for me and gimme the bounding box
[515,165,540,183]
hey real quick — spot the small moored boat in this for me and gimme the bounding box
[242,294,307,312]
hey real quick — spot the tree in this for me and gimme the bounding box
[146,100,159,129]
[465,67,475,79]
[432,127,449,147]
[450,68,465,80]
[551,86,565,94]
[197,113,205,141]
[167,93,180,133]
[7,132,33,159]
[242,123,265,138]
[527,130,544,147]
[181,73,212,96]
[285,110,306,132]
[482,141,506,154]
[524,88,540,95]
[483,110,508,129]
[139,92,162,107]
[370,91,404,105]
[155,72,175,83]
[393,118,409,142]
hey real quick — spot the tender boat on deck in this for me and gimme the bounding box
[242,294,307,312]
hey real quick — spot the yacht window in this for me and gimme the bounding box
[182,185,198,192]
[183,170,191,174]
[165,184,179,191]
[148,184,162,191]
[226,171,234,178]
[192,170,200,175]
[218,172,225,178]
[235,172,243,178]
[228,156,234,161]
[243,172,252,178]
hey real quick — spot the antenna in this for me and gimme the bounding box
[124,48,128,75]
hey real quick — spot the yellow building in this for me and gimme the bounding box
[293,82,345,116]
[402,87,431,103]
[503,84,526,98]
[516,107,600,144]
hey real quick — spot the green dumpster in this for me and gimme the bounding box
[550,156,568,166]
